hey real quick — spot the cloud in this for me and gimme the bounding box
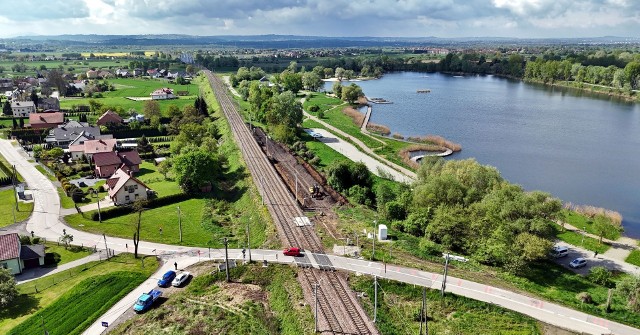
[0,0,637,38]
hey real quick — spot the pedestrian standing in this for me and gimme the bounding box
[174,262,177,270]
[159,227,163,235]
[594,251,599,258]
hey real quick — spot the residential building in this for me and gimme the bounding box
[0,77,13,91]
[86,70,98,79]
[28,112,65,130]
[93,150,141,178]
[38,97,60,111]
[96,110,124,127]
[69,138,117,161]
[11,101,36,117]
[150,88,175,100]
[45,125,104,148]
[106,168,150,205]
[0,233,45,275]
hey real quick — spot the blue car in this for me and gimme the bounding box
[158,270,176,287]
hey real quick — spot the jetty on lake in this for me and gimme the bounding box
[367,97,393,104]
[417,89,431,93]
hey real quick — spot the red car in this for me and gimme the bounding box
[283,247,302,257]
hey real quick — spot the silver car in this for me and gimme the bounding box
[171,271,191,287]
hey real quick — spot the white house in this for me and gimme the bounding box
[106,168,150,205]
[0,233,45,275]
[11,101,36,117]
[150,88,175,100]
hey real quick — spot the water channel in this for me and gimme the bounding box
[325,72,640,237]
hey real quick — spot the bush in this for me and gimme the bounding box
[576,292,593,304]
[588,266,613,287]
[418,238,443,257]
[44,252,61,266]
[386,201,406,221]
[347,185,373,206]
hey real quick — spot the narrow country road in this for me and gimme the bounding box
[0,139,190,256]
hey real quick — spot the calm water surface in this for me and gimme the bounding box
[326,72,640,237]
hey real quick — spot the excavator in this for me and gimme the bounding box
[308,184,323,198]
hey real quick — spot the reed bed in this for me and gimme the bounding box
[564,203,623,226]
[342,106,365,127]
[399,144,448,169]
[367,123,391,135]
[407,135,462,152]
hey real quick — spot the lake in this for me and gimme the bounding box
[325,72,640,237]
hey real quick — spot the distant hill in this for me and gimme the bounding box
[5,34,640,48]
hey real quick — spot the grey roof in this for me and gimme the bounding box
[48,126,102,142]
[20,244,45,260]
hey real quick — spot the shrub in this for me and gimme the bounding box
[576,292,593,304]
[44,252,61,266]
[347,185,373,206]
[589,266,613,287]
[418,238,443,257]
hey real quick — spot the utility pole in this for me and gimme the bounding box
[373,275,378,323]
[103,233,109,260]
[294,170,299,204]
[223,237,230,282]
[313,283,319,333]
[247,217,252,262]
[420,286,427,334]
[178,206,182,242]
[441,253,449,297]
[372,220,377,261]
[96,192,101,223]
[12,165,18,211]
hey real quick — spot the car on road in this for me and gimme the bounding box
[310,132,323,139]
[550,246,569,258]
[158,270,176,287]
[283,247,302,257]
[569,258,587,269]
[172,271,191,287]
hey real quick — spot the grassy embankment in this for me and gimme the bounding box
[110,264,314,335]
[0,253,159,334]
[351,275,544,335]
[42,242,93,267]
[64,74,275,249]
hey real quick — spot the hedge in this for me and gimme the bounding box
[102,127,168,139]
[90,193,190,221]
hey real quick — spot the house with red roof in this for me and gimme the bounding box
[69,138,117,161]
[106,168,151,205]
[28,112,65,130]
[96,110,124,127]
[150,88,175,100]
[0,233,45,275]
[92,150,141,178]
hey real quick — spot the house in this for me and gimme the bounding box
[133,68,143,76]
[38,97,60,111]
[105,168,150,205]
[146,69,158,77]
[11,101,36,117]
[93,150,141,178]
[150,88,175,100]
[115,69,131,77]
[0,233,45,275]
[0,77,13,91]
[45,125,104,148]
[96,110,124,127]
[86,70,98,79]
[125,114,145,123]
[70,138,117,161]
[28,112,65,129]
[67,133,113,160]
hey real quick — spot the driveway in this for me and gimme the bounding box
[553,241,640,275]
[310,128,413,184]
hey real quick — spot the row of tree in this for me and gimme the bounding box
[525,59,640,90]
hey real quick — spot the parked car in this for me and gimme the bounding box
[550,246,569,258]
[172,271,191,287]
[283,247,302,257]
[569,258,587,269]
[311,132,323,139]
[158,270,176,287]
[133,289,162,313]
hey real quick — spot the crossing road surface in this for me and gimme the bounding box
[2,140,638,335]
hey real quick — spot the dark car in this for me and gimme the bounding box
[158,270,176,287]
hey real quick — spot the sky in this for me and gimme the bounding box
[0,0,638,38]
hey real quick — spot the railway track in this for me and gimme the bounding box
[205,71,378,335]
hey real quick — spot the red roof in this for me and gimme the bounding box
[92,151,122,167]
[97,110,124,126]
[0,233,20,261]
[118,150,142,166]
[28,112,64,126]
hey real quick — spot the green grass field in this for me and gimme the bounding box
[563,209,622,240]
[552,224,610,254]
[625,250,640,266]
[0,253,158,334]
[350,275,542,334]
[43,242,93,267]
[59,77,198,115]
[0,189,34,228]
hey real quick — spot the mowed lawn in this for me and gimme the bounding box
[0,253,158,334]
[59,77,198,115]
[0,189,34,228]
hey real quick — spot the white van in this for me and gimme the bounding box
[550,246,569,258]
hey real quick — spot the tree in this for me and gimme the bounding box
[2,100,11,116]
[332,81,342,97]
[341,83,363,104]
[136,135,154,154]
[265,91,303,143]
[617,275,640,312]
[46,70,67,96]
[593,213,622,244]
[132,199,148,259]
[30,90,38,108]
[19,118,24,128]
[335,67,345,80]
[60,233,74,249]
[158,159,171,179]
[624,61,640,90]
[194,96,208,116]
[143,100,161,128]
[0,268,18,309]
[302,72,323,92]
[173,150,220,193]
[186,65,194,74]
[280,71,303,93]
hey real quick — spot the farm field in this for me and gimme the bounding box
[0,254,158,334]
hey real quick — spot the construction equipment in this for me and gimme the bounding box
[309,184,323,198]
